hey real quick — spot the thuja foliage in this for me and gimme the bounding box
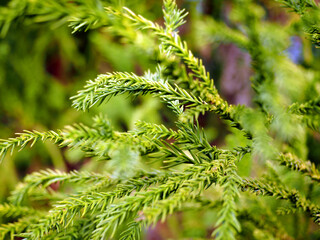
[0,0,320,239]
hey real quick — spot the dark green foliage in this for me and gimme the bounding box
[0,0,320,239]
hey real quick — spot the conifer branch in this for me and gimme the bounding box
[179,104,214,123]
[20,217,92,240]
[162,0,188,33]
[134,121,182,140]
[0,119,151,164]
[301,115,320,131]
[61,115,113,149]
[119,221,142,240]
[288,99,320,131]
[71,71,205,111]
[0,0,111,37]
[0,130,63,162]
[63,120,155,159]
[277,153,320,182]
[1,0,320,238]
[122,7,209,85]
[277,0,320,46]
[141,187,203,226]
[118,6,237,122]
[70,70,241,131]
[24,169,108,188]
[135,121,220,163]
[277,0,317,15]
[213,156,242,240]
[141,162,225,227]
[92,161,220,239]
[289,97,320,115]
[0,204,37,219]
[151,139,203,166]
[25,171,173,239]
[0,216,39,240]
[242,179,320,225]
[9,169,108,206]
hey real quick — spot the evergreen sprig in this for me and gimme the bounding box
[278,153,320,182]
[289,97,320,115]
[119,5,236,122]
[92,161,220,239]
[213,156,242,240]
[0,0,320,239]
[24,171,172,239]
[71,71,205,112]
[242,179,320,224]
[0,130,62,162]
[277,0,320,45]
[0,0,111,37]
[0,216,40,240]
[9,169,108,206]
[0,203,37,219]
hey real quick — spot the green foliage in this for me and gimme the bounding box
[0,0,320,239]
[278,0,320,46]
